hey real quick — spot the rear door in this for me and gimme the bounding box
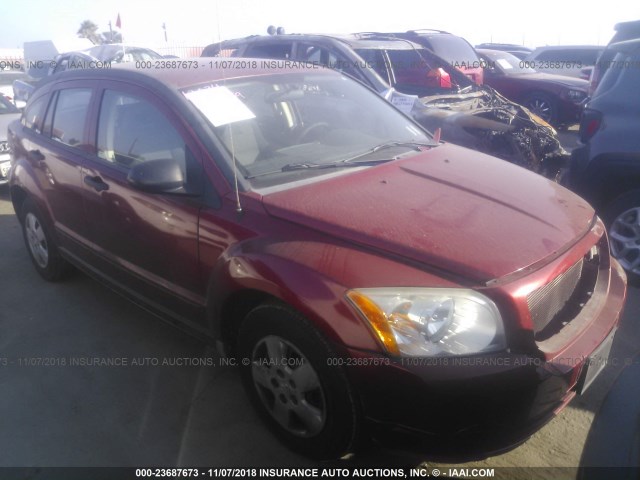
[80,82,206,323]
[20,83,95,255]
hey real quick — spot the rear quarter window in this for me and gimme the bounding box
[21,95,48,133]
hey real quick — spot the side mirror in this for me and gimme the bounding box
[127,158,185,193]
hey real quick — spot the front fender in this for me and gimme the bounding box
[206,245,383,354]
[204,229,461,355]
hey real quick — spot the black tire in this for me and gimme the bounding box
[603,191,640,284]
[523,92,558,126]
[20,198,71,281]
[237,303,360,459]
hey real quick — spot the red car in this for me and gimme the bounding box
[478,49,589,127]
[7,61,625,460]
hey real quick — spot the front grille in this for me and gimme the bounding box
[527,258,585,334]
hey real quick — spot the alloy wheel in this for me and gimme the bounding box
[609,206,640,274]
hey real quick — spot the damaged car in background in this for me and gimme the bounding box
[13,43,162,105]
[202,32,569,179]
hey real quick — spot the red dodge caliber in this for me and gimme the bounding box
[7,60,626,459]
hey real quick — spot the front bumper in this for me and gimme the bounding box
[0,153,10,185]
[343,259,626,459]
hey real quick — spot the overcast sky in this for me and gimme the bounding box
[1,0,638,51]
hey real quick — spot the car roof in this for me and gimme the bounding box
[340,33,426,50]
[614,20,640,32]
[477,48,514,57]
[403,29,452,36]
[530,45,604,51]
[36,58,335,91]
[475,43,532,51]
[206,33,426,51]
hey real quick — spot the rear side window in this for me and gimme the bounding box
[573,49,602,65]
[21,95,47,133]
[51,88,92,147]
[96,90,186,170]
[534,49,601,64]
[244,43,292,59]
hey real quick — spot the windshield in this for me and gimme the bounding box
[183,72,433,189]
[481,50,536,74]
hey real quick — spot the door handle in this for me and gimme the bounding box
[84,175,109,192]
[29,149,45,163]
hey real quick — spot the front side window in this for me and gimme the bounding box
[50,88,92,147]
[96,90,187,170]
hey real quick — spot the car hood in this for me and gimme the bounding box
[515,72,589,89]
[261,144,594,282]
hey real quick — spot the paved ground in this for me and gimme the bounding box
[1,130,637,473]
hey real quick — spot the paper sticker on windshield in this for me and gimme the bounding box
[497,59,513,70]
[184,86,255,127]
[390,94,416,115]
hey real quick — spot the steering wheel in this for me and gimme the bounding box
[298,122,330,142]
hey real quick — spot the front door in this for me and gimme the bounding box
[80,85,206,324]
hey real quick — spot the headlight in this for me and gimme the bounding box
[567,89,587,102]
[346,288,506,357]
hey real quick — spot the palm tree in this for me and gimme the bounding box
[77,20,102,45]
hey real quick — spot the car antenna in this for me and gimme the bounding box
[216,0,243,215]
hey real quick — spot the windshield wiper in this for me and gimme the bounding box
[338,141,437,164]
[246,141,437,179]
[281,157,395,172]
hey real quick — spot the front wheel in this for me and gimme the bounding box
[237,303,360,459]
[603,191,640,283]
[523,92,558,126]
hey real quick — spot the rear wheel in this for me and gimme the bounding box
[21,198,71,281]
[238,303,360,459]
